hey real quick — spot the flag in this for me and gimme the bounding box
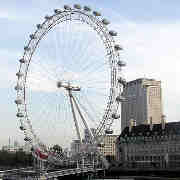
[34,148,48,160]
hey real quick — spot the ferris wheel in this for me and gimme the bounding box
[15,4,126,167]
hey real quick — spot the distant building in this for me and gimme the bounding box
[116,121,180,168]
[1,140,31,153]
[121,78,163,131]
[70,129,96,157]
[70,140,81,156]
[84,128,96,143]
[2,145,20,152]
[70,130,118,161]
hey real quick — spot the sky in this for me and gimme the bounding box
[0,0,180,148]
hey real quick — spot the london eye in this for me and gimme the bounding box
[15,4,126,167]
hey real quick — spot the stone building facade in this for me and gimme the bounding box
[121,78,162,131]
[116,122,180,168]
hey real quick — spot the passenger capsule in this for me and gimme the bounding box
[64,5,71,10]
[16,72,24,77]
[114,44,123,51]
[73,87,81,91]
[93,11,101,16]
[16,112,24,118]
[112,113,120,119]
[117,60,126,67]
[105,129,113,134]
[84,6,91,11]
[109,30,117,36]
[29,34,36,39]
[54,9,63,14]
[116,95,126,102]
[24,137,31,142]
[117,77,126,86]
[102,19,110,25]
[15,99,23,104]
[57,81,62,88]
[74,4,81,9]
[20,126,26,131]
[36,24,42,29]
[24,46,30,51]
[19,58,26,63]
[44,15,52,20]
[15,84,23,91]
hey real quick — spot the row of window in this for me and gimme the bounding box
[127,155,180,162]
[120,134,180,142]
[128,155,162,161]
[127,145,180,154]
[149,87,160,97]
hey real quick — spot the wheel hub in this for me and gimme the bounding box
[57,81,81,91]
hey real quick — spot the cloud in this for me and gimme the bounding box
[0,49,21,88]
[111,21,180,122]
[0,11,17,20]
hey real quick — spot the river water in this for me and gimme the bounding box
[85,177,178,180]
[92,179,134,180]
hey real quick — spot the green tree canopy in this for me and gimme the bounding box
[52,144,63,154]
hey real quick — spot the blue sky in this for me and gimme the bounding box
[0,0,180,148]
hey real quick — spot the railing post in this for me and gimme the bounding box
[93,155,95,169]
[82,154,85,169]
[77,160,79,169]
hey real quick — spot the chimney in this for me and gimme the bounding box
[129,119,134,133]
[133,119,136,126]
[150,117,153,131]
[161,115,166,130]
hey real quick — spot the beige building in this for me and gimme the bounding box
[121,78,162,131]
[116,122,180,169]
[99,135,118,159]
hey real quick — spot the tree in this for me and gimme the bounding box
[0,150,33,168]
[52,144,63,154]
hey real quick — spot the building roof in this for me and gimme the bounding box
[118,122,180,140]
[126,78,160,86]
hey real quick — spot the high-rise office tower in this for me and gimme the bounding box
[121,78,163,131]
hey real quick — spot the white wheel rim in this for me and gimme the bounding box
[15,5,125,165]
